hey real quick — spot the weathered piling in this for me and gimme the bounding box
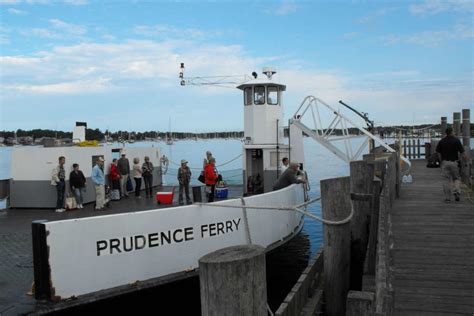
[346,291,374,316]
[365,178,381,276]
[199,245,267,316]
[461,109,471,186]
[441,116,448,135]
[441,116,447,134]
[453,112,461,137]
[321,176,351,316]
[462,109,471,147]
[349,161,374,291]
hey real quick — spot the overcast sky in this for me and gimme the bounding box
[0,0,472,132]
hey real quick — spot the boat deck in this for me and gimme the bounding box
[392,161,474,315]
[0,185,243,315]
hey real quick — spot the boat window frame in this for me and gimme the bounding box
[267,86,279,105]
[254,86,265,105]
[244,87,252,106]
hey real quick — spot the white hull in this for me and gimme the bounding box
[36,184,305,299]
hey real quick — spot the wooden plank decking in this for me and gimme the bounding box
[391,160,474,315]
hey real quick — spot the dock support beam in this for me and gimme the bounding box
[453,112,461,137]
[441,116,447,135]
[349,161,374,290]
[199,245,267,316]
[321,176,351,316]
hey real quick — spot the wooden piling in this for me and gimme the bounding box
[453,112,461,137]
[462,109,470,147]
[366,179,381,275]
[349,161,374,291]
[346,291,374,316]
[441,116,447,135]
[321,176,351,316]
[199,245,267,316]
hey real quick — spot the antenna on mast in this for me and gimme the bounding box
[178,62,253,88]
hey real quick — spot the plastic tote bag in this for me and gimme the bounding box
[65,194,77,210]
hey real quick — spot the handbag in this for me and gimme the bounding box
[126,176,133,192]
[65,195,77,210]
[198,171,205,184]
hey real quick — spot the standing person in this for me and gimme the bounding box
[203,151,213,169]
[69,163,86,209]
[205,157,218,202]
[436,127,467,202]
[51,156,66,213]
[177,159,192,205]
[133,157,142,198]
[117,151,130,198]
[109,158,121,198]
[91,157,106,210]
[142,156,154,198]
[281,157,289,173]
[273,161,306,191]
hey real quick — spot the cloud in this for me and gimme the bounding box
[0,0,88,4]
[380,22,473,46]
[265,0,298,16]
[343,32,359,39]
[49,18,86,35]
[7,7,28,14]
[355,7,397,24]
[1,37,471,128]
[19,19,87,39]
[5,78,112,94]
[410,0,474,16]
[0,26,10,44]
[134,24,206,39]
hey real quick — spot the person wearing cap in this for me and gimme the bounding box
[91,156,106,210]
[273,161,306,191]
[142,156,154,198]
[205,157,218,202]
[51,156,66,213]
[117,151,130,198]
[177,159,192,205]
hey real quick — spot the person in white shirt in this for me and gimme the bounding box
[281,157,289,173]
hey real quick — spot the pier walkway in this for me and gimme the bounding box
[391,160,474,315]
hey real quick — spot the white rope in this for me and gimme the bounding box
[266,302,275,316]
[240,197,252,244]
[169,154,243,170]
[196,196,354,226]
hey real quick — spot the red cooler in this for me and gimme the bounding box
[156,188,174,204]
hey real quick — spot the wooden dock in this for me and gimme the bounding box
[391,160,474,315]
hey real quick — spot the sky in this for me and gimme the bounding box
[0,0,472,133]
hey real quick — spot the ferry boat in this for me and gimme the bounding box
[30,68,309,301]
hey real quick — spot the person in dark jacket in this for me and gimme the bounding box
[436,127,467,202]
[117,152,130,197]
[142,156,154,198]
[273,162,306,191]
[69,163,86,209]
[177,159,192,205]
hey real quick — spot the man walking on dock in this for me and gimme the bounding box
[436,127,466,202]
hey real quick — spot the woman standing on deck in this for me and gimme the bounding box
[133,157,142,198]
[204,157,218,202]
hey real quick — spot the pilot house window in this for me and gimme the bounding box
[244,87,252,105]
[254,86,265,105]
[268,86,278,105]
